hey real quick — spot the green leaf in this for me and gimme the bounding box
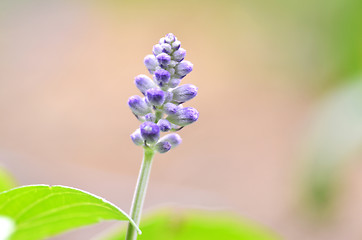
[0,166,17,193]
[0,185,139,240]
[301,79,362,213]
[101,209,280,240]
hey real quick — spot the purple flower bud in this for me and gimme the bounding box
[171,40,181,50]
[140,121,160,144]
[172,84,198,103]
[146,88,165,106]
[167,107,199,126]
[168,68,176,76]
[154,141,171,153]
[134,74,156,94]
[156,53,171,68]
[157,119,171,132]
[164,91,173,103]
[176,60,193,77]
[144,54,159,74]
[145,113,156,122]
[168,60,178,68]
[128,95,151,116]
[154,69,171,86]
[172,48,186,62]
[169,78,181,88]
[131,129,144,146]
[164,33,176,43]
[161,43,172,53]
[159,37,166,44]
[153,44,163,56]
[158,133,182,148]
[163,102,178,115]
[144,96,152,107]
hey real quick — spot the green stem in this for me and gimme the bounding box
[125,147,155,240]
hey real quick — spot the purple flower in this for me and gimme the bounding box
[158,133,182,148]
[167,68,175,75]
[154,69,171,86]
[164,91,173,103]
[166,107,199,126]
[164,33,176,43]
[134,74,156,94]
[176,60,193,77]
[157,119,171,132]
[168,60,178,68]
[146,88,165,106]
[131,129,144,146]
[145,113,156,122]
[163,102,179,115]
[128,95,151,116]
[153,44,163,56]
[140,121,160,144]
[171,40,181,50]
[159,37,166,44]
[144,55,159,74]
[168,78,181,88]
[172,48,186,62]
[160,43,172,53]
[154,141,172,153]
[128,33,198,152]
[172,84,198,103]
[156,53,171,68]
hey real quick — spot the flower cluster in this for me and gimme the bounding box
[128,33,199,154]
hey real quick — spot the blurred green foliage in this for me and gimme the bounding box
[0,166,17,192]
[301,79,362,213]
[103,209,280,240]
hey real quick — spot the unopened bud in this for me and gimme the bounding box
[169,78,181,88]
[153,44,163,56]
[134,74,156,94]
[164,91,173,103]
[168,60,178,68]
[140,122,160,144]
[176,60,193,77]
[172,84,198,103]
[172,48,186,62]
[146,88,165,106]
[154,141,171,153]
[130,129,144,146]
[164,33,176,43]
[159,37,166,44]
[161,43,172,54]
[158,133,182,148]
[144,55,159,74]
[157,119,171,132]
[144,113,156,122]
[156,53,171,68]
[128,95,151,116]
[167,107,199,126]
[154,69,171,86]
[172,40,181,50]
[163,102,179,115]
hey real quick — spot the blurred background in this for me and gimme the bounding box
[1,0,362,239]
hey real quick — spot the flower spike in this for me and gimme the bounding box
[128,33,198,152]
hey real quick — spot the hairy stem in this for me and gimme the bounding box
[125,147,155,240]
